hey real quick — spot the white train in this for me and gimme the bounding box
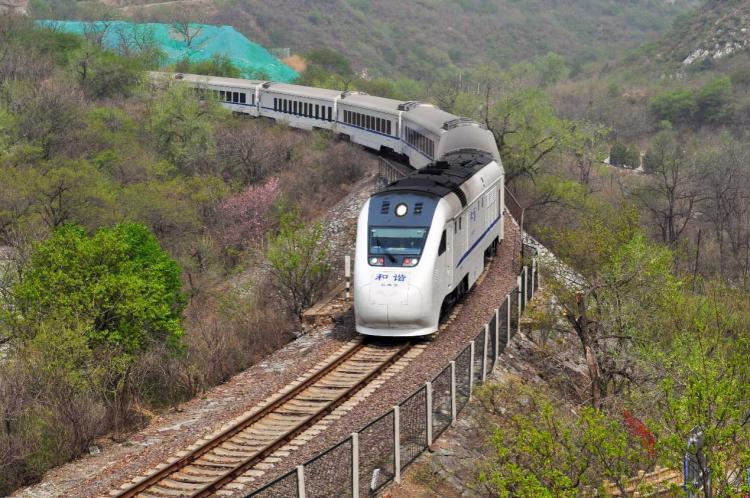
[155,72,505,336]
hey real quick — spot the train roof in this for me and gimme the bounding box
[262,82,342,100]
[149,72,266,89]
[338,93,405,113]
[377,150,496,207]
[404,104,459,134]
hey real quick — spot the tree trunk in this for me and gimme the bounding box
[576,292,602,409]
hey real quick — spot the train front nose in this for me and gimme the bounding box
[354,268,435,336]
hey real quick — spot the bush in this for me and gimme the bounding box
[610,142,640,168]
[649,88,697,125]
[11,223,185,355]
[267,211,331,317]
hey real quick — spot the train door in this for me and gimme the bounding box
[440,226,453,292]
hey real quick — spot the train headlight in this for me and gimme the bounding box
[402,258,418,267]
[395,203,408,217]
[369,257,384,266]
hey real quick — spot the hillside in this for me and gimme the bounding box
[207,0,700,78]
[62,0,700,79]
[636,0,750,70]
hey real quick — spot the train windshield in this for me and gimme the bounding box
[369,227,429,256]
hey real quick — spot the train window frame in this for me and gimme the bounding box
[273,97,278,111]
[328,107,332,121]
[240,93,246,104]
[233,92,239,103]
[387,120,392,135]
[439,230,447,256]
[316,104,320,119]
[304,102,309,116]
[251,94,255,105]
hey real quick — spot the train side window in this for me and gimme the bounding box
[220,90,225,100]
[387,120,392,135]
[251,94,255,105]
[273,97,277,110]
[316,105,320,119]
[439,230,446,256]
[304,102,309,116]
[233,92,239,103]
[328,107,332,121]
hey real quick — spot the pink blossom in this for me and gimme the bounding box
[218,177,280,249]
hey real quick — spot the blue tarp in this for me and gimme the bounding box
[36,20,298,82]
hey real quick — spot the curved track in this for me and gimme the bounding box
[115,339,412,498]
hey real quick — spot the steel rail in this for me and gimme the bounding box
[114,339,368,498]
[189,341,412,497]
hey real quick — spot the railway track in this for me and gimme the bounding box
[114,339,413,498]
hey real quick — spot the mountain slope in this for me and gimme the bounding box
[197,0,698,78]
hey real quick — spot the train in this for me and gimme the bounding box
[155,72,505,337]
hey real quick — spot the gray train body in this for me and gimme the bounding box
[153,72,505,336]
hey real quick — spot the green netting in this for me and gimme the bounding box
[35,20,298,82]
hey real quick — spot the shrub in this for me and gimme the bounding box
[11,222,185,355]
[267,211,331,317]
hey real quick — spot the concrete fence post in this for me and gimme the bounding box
[482,324,489,381]
[425,381,433,447]
[517,276,522,336]
[393,405,401,483]
[469,340,475,400]
[351,433,359,498]
[506,294,511,346]
[495,307,500,359]
[297,465,306,498]
[523,266,529,308]
[450,361,456,425]
[531,257,536,297]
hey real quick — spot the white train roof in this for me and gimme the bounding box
[262,82,342,100]
[338,93,405,113]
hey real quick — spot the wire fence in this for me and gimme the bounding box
[247,254,540,498]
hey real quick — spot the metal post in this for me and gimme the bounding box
[345,255,351,301]
[393,405,401,483]
[517,276,522,336]
[482,324,489,381]
[523,266,529,308]
[531,258,537,297]
[469,340,475,400]
[495,307,500,359]
[297,465,306,498]
[425,381,433,447]
[450,361,456,425]
[506,294,511,345]
[351,433,359,498]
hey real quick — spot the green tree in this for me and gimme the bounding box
[649,88,696,126]
[478,381,656,497]
[73,47,145,99]
[650,285,750,497]
[10,223,185,354]
[694,76,732,124]
[267,211,331,317]
[610,141,629,167]
[148,84,224,175]
[174,54,242,79]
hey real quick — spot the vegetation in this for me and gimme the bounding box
[0,15,371,495]
[204,0,698,80]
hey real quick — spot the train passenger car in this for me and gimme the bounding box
[337,92,403,156]
[354,150,504,337]
[171,73,265,117]
[259,82,340,131]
